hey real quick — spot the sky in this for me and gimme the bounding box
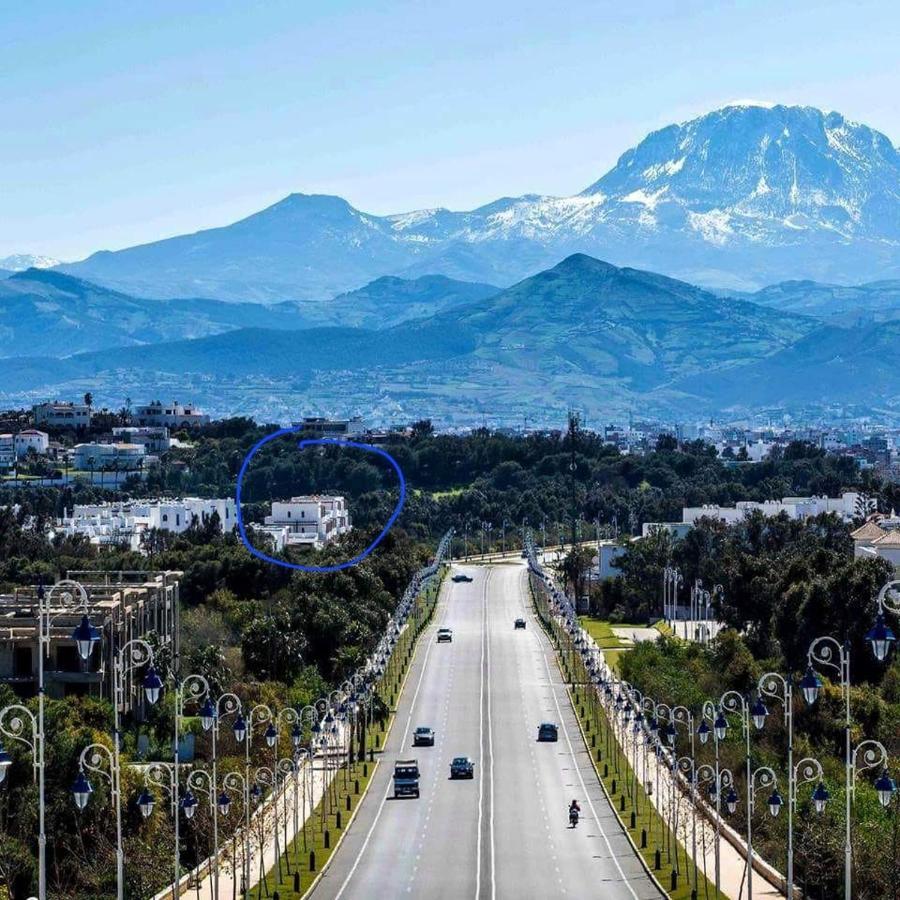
[2,0,899,261]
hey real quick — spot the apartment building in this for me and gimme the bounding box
[0,571,179,711]
[54,497,236,552]
[72,442,147,471]
[111,425,171,453]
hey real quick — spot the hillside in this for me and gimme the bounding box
[1,254,827,423]
[747,279,900,324]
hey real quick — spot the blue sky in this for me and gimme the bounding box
[3,0,898,260]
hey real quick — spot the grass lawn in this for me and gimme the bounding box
[578,617,631,649]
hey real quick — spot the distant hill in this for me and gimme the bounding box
[0,269,11,280]
[1,254,829,423]
[0,253,60,271]
[59,104,900,300]
[0,269,314,358]
[676,320,900,409]
[747,279,900,324]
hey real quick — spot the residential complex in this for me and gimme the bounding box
[255,495,351,550]
[53,497,236,552]
[0,571,179,711]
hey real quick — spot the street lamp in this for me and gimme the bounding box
[1,579,100,900]
[868,579,900,661]
[73,636,158,900]
[805,635,855,899]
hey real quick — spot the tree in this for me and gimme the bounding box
[83,391,93,409]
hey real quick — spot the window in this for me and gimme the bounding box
[162,514,168,522]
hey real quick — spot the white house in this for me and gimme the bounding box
[852,516,900,573]
[133,401,209,429]
[682,493,861,526]
[72,442,147,471]
[256,495,351,550]
[14,429,49,457]
[112,426,171,453]
[33,401,92,429]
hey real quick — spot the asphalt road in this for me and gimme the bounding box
[309,562,662,900]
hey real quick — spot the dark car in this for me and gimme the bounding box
[514,618,526,629]
[537,722,559,742]
[450,756,475,779]
[437,628,453,643]
[452,573,473,583]
[413,726,435,746]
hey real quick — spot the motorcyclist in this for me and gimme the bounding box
[569,799,580,824]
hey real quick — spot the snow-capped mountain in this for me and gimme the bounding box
[0,253,61,271]
[60,104,900,300]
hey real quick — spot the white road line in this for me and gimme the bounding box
[332,584,449,899]
[517,568,642,900]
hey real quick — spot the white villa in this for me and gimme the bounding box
[53,497,236,552]
[852,514,900,573]
[255,495,351,550]
[72,442,148,472]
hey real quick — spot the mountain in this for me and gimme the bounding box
[0,269,316,357]
[676,319,900,410]
[746,278,900,324]
[1,254,821,423]
[0,269,11,280]
[0,253,60,271]
[59,104,900,300]
[322,275,498,328]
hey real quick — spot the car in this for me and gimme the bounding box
[393,759,420,798]
[450,756,475,779]
[437,628,453,643]
[521,550,528,558]
[413,726,435,747]
[452,573,473,583]
[514,618,526,629]
[537,722,559,742]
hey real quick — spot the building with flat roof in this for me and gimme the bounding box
[255,495,351,550]
[54,497,236,552]
[133,401,209,429]
[33,401,92,429]
[0,571,179,712]
[72,442,147,472]
[682,493,861,526]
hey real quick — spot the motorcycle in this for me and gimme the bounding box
[569,807,579,828]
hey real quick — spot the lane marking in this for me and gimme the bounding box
[518,568,642,900]
[332,581,451,899]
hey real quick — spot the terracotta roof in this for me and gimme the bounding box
[873,530,900,546]
[851,521,887,542]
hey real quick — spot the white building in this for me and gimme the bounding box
[73,442,147,471]
[852,516,900,573]
[54,497,236,552]
[682,493,862,526]
[641,522,694,540]
[293,416,366,438]
[255,495,351,550]
[14,429,49,457]
[33,401,92,429]
[112,426,171,453]
[590,543,628,580]
[133,401,209,429]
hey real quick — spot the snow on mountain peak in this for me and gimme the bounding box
[0,253,61,271]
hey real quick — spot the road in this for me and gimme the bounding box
[309,562,662,900]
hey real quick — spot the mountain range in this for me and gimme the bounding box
[9,253,889,425]
[57,104,900,300]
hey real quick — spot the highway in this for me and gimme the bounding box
[310,562,662,899]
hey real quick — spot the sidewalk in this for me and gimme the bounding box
[579,625,783,900]
[154,752,339,900]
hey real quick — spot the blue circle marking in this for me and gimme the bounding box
[235,429,407,572]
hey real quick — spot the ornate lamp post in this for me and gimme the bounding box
[142,761,186,898]
[867,579,899,662]
[239,704,272,889]
[0,579,101,900]
[696,761,734,898]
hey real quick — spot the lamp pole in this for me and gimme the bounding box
[717,690,759,898]
[242,704,272,890]
[805,635,851,898]
[144,761,183,898]
[221,771,248,896]
[203,693,243,900]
